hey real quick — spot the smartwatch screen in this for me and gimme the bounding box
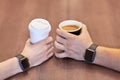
[84,49,95,63]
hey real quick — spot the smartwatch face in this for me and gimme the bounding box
[85,49,95,63]
[21,58,30,70]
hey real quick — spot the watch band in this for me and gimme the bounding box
[16,54,30,72]
[84,44,98,63]
[89,44,98,51]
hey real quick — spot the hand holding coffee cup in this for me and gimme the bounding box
[55,23,93,61]
[59,20,83,35]
[55,20,83,53]
[29,18,51,44]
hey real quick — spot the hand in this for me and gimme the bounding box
[55,24,93,61]
[21,37,54,68]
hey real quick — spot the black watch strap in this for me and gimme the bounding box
[89,44,98,50]
[84,44,98,63]
[16,54,30,72]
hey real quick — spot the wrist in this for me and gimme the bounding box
[21,53,32,68]
[82,42,93,60]
[12,57,23,73]
[0,57,23,79]
[84,43,98,63]
[16,54,30,72]
[84,42,93,50]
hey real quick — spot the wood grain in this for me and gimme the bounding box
[0,0,120,80]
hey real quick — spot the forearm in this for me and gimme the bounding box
[0,57,22,79]
[94,46,120,71]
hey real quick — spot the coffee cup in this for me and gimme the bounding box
[29,18,51,44]
[59,20,83,35]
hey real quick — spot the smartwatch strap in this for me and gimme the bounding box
[16,54,30,72]
[89,44,98,51]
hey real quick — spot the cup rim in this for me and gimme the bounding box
[59,20,83,32]
[29,18,51,33]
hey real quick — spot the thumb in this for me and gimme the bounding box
[81,24,88,32]
[25,38,31,45]
[57,29,76,39]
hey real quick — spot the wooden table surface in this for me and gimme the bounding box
[0,0,120,80]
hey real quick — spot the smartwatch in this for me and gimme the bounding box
[16,54,30,72]
[84,44,98,63]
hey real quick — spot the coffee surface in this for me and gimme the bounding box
[62,25,79,31]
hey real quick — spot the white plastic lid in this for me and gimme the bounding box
[29,18,51,33]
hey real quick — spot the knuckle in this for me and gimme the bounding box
[68,35,76,40]
[49,36,53,41]
[55,42,58,47]
[44,46,48,51]
[56,36,59,41]
[65,40,73,47]
[65,44,71,51]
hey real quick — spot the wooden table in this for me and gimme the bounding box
[0,0,120,80]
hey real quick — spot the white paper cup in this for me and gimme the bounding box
[59,20,83,35]
[29,18,51,44]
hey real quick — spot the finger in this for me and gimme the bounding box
[55,52,68,58]
[79,24,90,37]
[56,29,76,39]
[44,36,53,44]
[46,39,53,45]
[46,46,54,54]
[26,38,30,43]
[46,37,54,45]
[25,39,31,45]
[44,52,54,61]
[81,24,87,32]
[47,52,54,58]
[46,42,53,51]
[54,41,65,50]
[56,35,66,45]
[35,36,53,46]
[42,47,54,60]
